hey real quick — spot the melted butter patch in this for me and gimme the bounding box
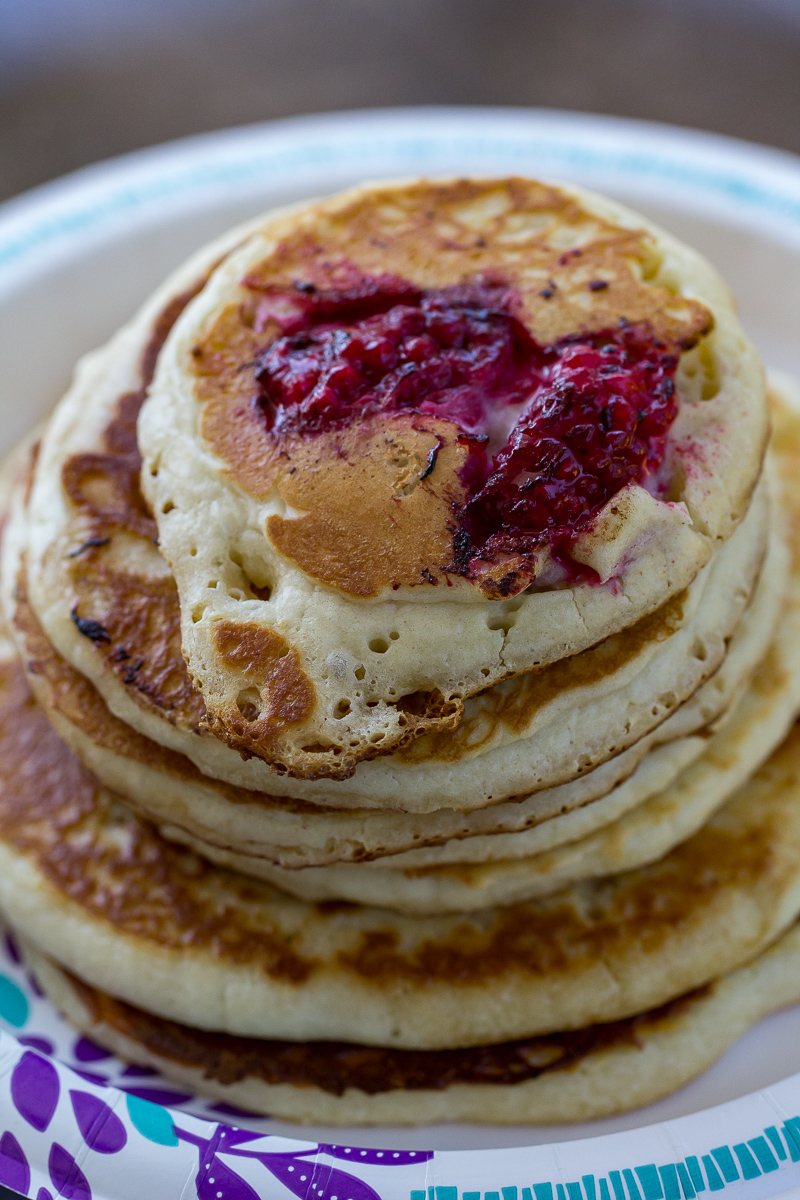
[266,416,468,596]
[209,620,317,755]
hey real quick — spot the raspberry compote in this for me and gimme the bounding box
[251,272,679,573]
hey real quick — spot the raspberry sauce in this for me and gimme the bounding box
[251,273,679,565]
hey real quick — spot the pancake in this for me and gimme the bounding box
[139,177,766,778]
[23,917,800,1125]
[20,384,768,812]
[2,627,800,1052]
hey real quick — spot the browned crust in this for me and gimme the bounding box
[0,656,318,982]
[0,644,794,992]
[14,565,335,816]
[60,280,208,730]
[192,178,713,597]
[263,416,469,597]
[209,619,317,754]
[67,967,711,1095]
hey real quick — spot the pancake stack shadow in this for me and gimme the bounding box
[1,176,800,1125]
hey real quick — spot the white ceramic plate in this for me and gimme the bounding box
[1,107,800,1198]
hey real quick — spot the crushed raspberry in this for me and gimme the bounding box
[463,328,677,559]
[253,275,545,440]
[250,272,680,565]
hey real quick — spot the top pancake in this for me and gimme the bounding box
[138,177,767,777]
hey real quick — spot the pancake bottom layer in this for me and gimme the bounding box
[22,920,800,1126]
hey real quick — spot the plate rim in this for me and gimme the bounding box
[1,105,800,1193]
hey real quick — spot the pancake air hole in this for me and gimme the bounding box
[335,699,351,718]
[354,666,366,681]
[162,500,175,514]
[229,551,273,601]
[236,688,261,722]
[487,615,516,633]
[369,637,390,654]
[692,638,708,662]
[389,631,400,640]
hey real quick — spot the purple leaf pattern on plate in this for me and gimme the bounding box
[49,1142,92,1200]
[268,1152,383,1200]
[319,1144,433,1166]
[254,1153,383,1200]
[18,1035,55,1055]
[12,1050,60,1131]
[197,1154,261,1200]
[0,1130,30,1195]
[37,1189,54,1200]
[72,1038,110,1064]
[120,1064,158,1078]
[70,1090,127,1154]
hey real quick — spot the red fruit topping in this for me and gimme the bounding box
[254,275,544,439]
[250,272,680,567]
[463,327,677,559]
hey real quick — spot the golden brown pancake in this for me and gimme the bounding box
[23,918,800,1125]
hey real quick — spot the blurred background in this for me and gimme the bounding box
[1,0,799,204]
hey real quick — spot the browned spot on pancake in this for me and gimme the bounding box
[58,279,213,730]
[61,396,156,543]
[243,180,712,350]
[0,657,317,982]
[207,620,317,757]
[265,416,468,596]
[397,589,687,764]
[60,278,200,543]
[191,301,273,497]
[22,440,41,507]
[14,569,334,817]
[70,566,206,727]
[193,179,712,596]
[67,968,712,1094]
[195,324,468,597]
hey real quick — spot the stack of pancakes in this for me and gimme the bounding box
[2,176,800,1125]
